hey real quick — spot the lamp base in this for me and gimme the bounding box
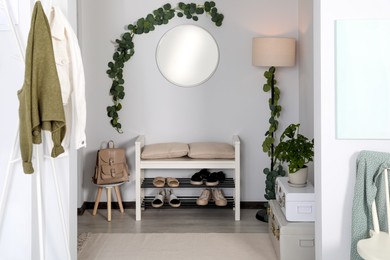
[255,208,268,222]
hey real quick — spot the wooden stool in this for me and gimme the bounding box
[92,182,124,222]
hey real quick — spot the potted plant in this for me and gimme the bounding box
[274,123,314,187]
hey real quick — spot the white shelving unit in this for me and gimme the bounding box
[135,135,241,221]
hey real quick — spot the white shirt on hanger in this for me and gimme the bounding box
[49,6,87,150]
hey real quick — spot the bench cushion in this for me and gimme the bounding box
[188,142,235,159]
[141,143,189,159]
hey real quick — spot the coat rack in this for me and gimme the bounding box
[0,1,71,259]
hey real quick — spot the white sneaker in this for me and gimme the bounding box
[211,188,227,206]
[196,189,211,206]
[152,189,166,208]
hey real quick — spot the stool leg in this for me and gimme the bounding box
[92,187,103,216]
[114,185,124,213]
[107,187,112,222]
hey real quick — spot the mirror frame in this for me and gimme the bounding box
[156,24,220,87]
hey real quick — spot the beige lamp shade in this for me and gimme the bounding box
[252,37,296,67]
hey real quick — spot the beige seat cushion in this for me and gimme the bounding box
[141,143,189,159]
[188,142,235,159]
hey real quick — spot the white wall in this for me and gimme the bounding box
[298,0,314,183]
[79,0,300,204]
[314,0,390,259]
[0,0,78,259]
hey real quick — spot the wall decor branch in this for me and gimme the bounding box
[106,1,224,133]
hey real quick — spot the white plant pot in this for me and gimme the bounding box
[288,166,308,187]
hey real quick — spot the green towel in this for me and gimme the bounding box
[18,1,66,174]
[351,150,390,260]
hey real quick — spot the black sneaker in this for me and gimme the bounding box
[216,171,226,183]
[190,169,210,185]
[206,171,225,186]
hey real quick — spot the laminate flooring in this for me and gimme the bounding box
[78,208,268,235]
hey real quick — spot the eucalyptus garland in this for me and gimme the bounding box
[261,67,286,200]
[106,1,224,133]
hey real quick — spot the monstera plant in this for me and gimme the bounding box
[106,2,224,133]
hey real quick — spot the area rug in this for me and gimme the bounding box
[78,232,277,260]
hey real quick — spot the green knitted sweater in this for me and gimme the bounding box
[18,2,66,174]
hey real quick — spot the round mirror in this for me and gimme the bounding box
[156,24,219,87]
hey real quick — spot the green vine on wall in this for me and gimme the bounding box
[106,1,224,133]
[262,67,286,200]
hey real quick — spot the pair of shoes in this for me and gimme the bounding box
[205,171,226,186]
[190,169,226,186]
[190,169,210,185]
[151,189,181,208]
[196,188,227,207]
[152,177,180,188]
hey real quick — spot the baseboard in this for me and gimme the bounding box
[78,202,87,216]
[241,201,266,209]
[78,201,266,215]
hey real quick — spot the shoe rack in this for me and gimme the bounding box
[135,135,241,221]
[142,178,236,208]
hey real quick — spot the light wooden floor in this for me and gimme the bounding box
[78,208,268,235]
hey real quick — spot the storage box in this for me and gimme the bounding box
[275,177,315,222]
[268,200,315,260]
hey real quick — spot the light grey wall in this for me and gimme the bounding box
[78,0,300,203]
[298,0,314,184]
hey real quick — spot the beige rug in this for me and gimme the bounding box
[78,233,277,260]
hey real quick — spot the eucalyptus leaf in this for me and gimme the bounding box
[123,32,131,39]
[136,28,143,34]
[204,2,210,11]
[196,8,204,14]
[137,18,144,28]
[146,14,154,22]
[118,92,125,99]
